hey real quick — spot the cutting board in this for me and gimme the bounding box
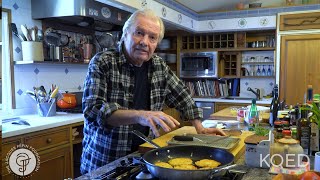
[138,126,254,161]
[209,107,270,122]
[209,107,238,120]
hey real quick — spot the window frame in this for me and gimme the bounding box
[1,8,15,114]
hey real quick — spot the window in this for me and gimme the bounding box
[1,8,14,115]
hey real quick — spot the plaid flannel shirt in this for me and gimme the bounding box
[80,50,202,174]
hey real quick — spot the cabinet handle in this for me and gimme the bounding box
[47,138,52,143]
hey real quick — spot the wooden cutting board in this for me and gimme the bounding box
[138,126,254,161]
[209,107,270,122]
[209,107,238,120]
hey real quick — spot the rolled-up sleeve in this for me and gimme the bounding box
[164,67,203,121]
[82,53,122,127]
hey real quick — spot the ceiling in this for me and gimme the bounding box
[173,0,287,13]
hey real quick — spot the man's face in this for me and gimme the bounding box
[123,15,161,66]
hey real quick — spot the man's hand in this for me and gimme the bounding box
[136,111,180,137]
[191,119,227,136]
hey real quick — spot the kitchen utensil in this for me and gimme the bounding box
[21,24,31,41]
[96,32,116,50]
[10,23,26,41]
[83,43,93,63]
[142,145,235,180]
[132,130,235,179]
[57,93,77,109]
[12,120,30,126]
[132,130,160,148]
[55,47,63,61]
[48,86,59,103]
[44,32,61,46]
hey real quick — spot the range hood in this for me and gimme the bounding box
[31,0,131,31]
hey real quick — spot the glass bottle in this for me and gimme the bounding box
[310,109,319,155]
[248,99,259,131]
[269,85,279,126]
[307,85,313,104]
[298,106,311,155]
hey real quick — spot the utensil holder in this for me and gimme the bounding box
[21,41,44,61]
[37,101,56,117]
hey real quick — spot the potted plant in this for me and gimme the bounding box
[244,126,270,168]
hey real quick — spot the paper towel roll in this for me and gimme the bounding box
[22,41,44,61]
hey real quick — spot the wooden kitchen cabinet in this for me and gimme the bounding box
[219,51,241,78]
[2,126,72,179]
[30,146,71,180]
[279,33,320,105]
[279,11,320,31]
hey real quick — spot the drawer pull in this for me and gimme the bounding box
[47,138,52,143]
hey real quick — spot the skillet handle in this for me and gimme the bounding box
[132,130,161,148]
[209,164,237,179]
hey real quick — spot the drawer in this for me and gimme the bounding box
[2,139,22,160]
[24,127,70,151]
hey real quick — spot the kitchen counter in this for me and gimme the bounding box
[193,97,272,105]
[1,112,84,138]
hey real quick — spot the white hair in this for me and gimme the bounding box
[118,9,165,48]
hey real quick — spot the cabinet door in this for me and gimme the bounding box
[30,146,71,180]
[280,34,320,105]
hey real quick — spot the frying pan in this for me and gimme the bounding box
[132,130,235,180]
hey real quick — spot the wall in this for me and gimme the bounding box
[3,0,88,113]
[3,0,320,113]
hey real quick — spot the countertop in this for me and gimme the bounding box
[1,112,84,138]
[193,97,272,105]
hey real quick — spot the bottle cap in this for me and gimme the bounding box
[307,85,312,89]
[252,99,256,104]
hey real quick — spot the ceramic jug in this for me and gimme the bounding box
[270,136,304,167]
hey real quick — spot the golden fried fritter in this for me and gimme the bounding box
[168,158,193,166]
[174,164,197,170]
[154,161,173,168]
[195,159,221,168]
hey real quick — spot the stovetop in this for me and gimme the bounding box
[92,156,246,180]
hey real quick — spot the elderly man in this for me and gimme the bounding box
[81,8,225,174]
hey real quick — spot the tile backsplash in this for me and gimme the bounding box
[14,64,88,111]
